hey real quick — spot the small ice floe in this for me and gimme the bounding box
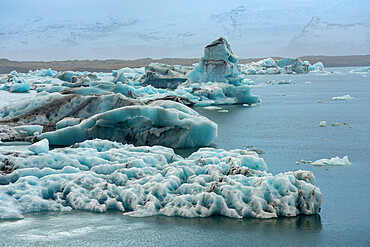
[274,93,286,96]
[243,103,258,107]
[319,121,326,127]
[300,159,312,164]
[203,106,222,110]
[332,95,354,100]
[331,123,348,127]
[218,110,228,113]
[305,81,312,84]
[267,80,292,85]
[349,67,370,74]
[250,148,265,154]
[311,156,350,166]
[28,139,49,154]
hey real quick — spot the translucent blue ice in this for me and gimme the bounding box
[0,139,322,219]
[38,100,217,148]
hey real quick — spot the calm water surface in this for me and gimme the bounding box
[0,67,369,246]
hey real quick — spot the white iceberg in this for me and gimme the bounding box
[0,139,322,219]
[311,156,350,166]
[319,121,326,127]
[240,57,316,75]
[332,95,355,100]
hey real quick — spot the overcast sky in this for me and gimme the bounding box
[0,0,369,61]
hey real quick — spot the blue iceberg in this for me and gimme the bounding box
[38,100,217,148]
[0,139,322,219]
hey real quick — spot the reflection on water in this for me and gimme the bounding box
[137,213,323,232]
[0,211,323,246]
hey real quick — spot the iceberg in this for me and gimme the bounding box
[55,71,79,82]
[0,139,322,219]
[240,57,313,75]
[319,121,326,127]
[311,156,350,166]
[14,125,43,136]
[9,82,31,93]
[28,139,49,154]
[0,93,141,127]
[332,95,355,100]
[183,37,259,105]
[56,71,99,83]
[305,62,325,72]
[349,67,370,74]
[187,37,246,86]
[41,68,57,77]
[38,100,217,148]
[141,63,192,89]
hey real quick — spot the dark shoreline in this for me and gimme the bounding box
[1,55,369,74]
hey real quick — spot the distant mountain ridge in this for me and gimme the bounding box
[0,55,369,74]
[289,17,370,55]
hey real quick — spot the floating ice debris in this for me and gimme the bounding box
[349,67,370,74]
[311,156,350,166]
[38,101,217,148]
[274,93,286,96]
[0,139,322,219]
[318,100,323,103]
[239,57,314,75]
[267,80,292,85]
[28,139,49,154]
[218,110,228,113]
[305,61,325,72]
[305,81,312,84]
[41,68,56,77]
[56,71,79,82]
[331,123,348,127]
[250,148,265,154]
[319,121,326,127]
[203,106,222,110]
[9,82,31,93]
[332,95,354,100]
[14,125,43,136]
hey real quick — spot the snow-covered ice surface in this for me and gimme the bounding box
[0,139,321,220]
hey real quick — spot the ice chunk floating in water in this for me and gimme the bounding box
[38,101,217,148]
[28,139,49,154]
[311,156,350,166]
[0,139,322,219]
[332,95,354,100]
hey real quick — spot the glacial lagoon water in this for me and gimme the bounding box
[0,67,369,246]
